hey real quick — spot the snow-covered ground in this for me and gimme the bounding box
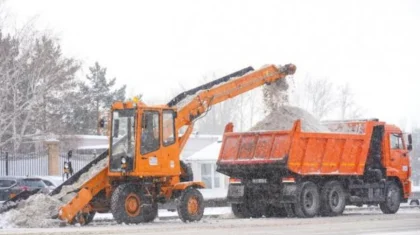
[1,209,419,235]
[94,207,233,221]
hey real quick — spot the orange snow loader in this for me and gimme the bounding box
[0,64,296,225]
[217,119,413,218]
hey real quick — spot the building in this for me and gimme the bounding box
[184,137,228,199]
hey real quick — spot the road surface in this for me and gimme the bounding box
[1,209,419,235]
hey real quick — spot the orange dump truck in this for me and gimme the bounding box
[216,119,413,218]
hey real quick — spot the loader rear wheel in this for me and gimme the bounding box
[379,181,401,214]
[111,184,154,224]
[177,187,204,222]
[294,181,320,218]
[320,181,346,216]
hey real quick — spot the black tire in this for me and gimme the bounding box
[265,205,288,218]
[144,203,158,222]
[320,181,346,216]
[231,203,252,218]
[177,187,204,222]
[110,184,155,224]
[294,181,321,218]
[246,192,265,218]
[180,161,193,182]
[379,181,401,214]
[284,203,296,217]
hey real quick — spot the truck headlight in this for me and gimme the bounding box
[64,162,69,169]
[121,157,127,164]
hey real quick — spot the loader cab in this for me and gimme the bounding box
[108,101,181,177]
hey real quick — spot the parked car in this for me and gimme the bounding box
[409,185,420,206]
[0,176,49,202]
[33,176,64,191]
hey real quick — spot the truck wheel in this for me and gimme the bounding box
[265,205,288,218]
[232,203,252,218]
[111,184,153,224]
[379,181,401,214]
[177,187,204,222]
[284,204,296,217]
[247,192,265,218]
[320,181,346,216]
[294,181,320,218]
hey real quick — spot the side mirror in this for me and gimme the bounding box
[99,118,105,128]
[407,134,413,151]
[113,119,120,138]
[408,144,413,151]
[67,150,72,158]
[173,111,178,119]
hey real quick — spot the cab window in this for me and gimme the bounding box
[163,110,176,146]
[390,134,404,149]
[141,111,160,154]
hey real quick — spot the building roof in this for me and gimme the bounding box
[186,139,223,162]
[181,134,221,159]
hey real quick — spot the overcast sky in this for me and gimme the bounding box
[4,0,420,129]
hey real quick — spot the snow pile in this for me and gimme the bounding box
[249,105,329,132]
[0,194,63,228]
[0,157,109,228]
[252,73,328,132]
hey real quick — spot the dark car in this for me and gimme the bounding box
[0,176,49,202]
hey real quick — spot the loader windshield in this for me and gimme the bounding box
[109,109,136,172]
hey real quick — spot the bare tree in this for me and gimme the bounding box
[301,76,336,120]
[0,30,80,152]
[337,83,363,120]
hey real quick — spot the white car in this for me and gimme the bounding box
[30,176,64,191]
[409,185,420,206]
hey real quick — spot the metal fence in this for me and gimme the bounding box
[0,151,97,177]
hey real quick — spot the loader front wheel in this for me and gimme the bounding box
[111,184,152,224]
[177,187,204,222]
[294,181,320,218]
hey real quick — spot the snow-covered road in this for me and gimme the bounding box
[1,209,419,235]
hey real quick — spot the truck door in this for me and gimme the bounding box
[388,133,410,180]
[138,110,162,174]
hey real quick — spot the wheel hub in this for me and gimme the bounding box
[331,191,339,207]
[187,196,199,215]
[125,193,141,217]
[304,192,314,209]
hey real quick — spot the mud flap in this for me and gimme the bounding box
[280,183,297,203]
[227,184,245,204]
